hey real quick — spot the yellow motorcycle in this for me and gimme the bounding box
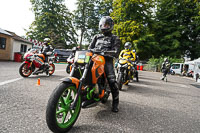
[117,58,136,90]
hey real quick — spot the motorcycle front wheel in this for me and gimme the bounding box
[66,63,71,74]
[19,62,32,77]
[48,63,55,75]
[46,82,81,133]
[117,73,123,90]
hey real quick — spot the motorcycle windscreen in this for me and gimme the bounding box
[74,50,91,65]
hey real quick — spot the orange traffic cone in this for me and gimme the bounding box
[37,78,40,86]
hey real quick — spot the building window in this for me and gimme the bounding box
[0,37,6,49]
[20,44,27,53]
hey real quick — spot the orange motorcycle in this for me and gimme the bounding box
[46,49,116,133]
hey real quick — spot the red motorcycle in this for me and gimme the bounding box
[19,49,56,77]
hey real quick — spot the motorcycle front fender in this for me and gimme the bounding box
[24,61,32,68]
[61,77,80,89]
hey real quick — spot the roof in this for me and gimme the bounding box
[184,60,194,65]
[194,58,200,63]
[6,31,33,45]
[184,58,200,65]
[0,28,12,36]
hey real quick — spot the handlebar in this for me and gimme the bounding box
[119,58,137,64]
[89,49,117,55]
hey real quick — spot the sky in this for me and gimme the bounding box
[0,0,77,37]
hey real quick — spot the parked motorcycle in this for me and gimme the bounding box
[66,47,79,74]
[19,49,56,77]
[117,58,138,90]
[66,53,75,74]
[46,49,116,132]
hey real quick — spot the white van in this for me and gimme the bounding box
[171,63,183,75]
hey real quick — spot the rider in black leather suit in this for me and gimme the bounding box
[38,38,51,71]
[88,16,121,112]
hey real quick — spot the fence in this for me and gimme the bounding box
[143,64,160,72]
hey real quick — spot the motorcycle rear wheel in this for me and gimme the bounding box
[46,82,81,133]
[19,62,32,77]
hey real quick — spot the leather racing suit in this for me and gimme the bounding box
[88,33,121,111]
[41,44,50,62]
[119,49,137,80]
[161,61,170,80]
[119,49,136,61]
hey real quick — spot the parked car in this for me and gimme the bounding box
[53,49,72,62]
[170,63,183,75]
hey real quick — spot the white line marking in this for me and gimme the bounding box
[0,78,23,86]
[0,69,65,86]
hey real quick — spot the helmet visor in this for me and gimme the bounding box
[125,46,129,50]
[99,18,110,30]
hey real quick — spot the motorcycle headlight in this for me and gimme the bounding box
[122,64,128,68]
[118,64,121,67]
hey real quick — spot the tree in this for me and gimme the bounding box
[26,0,77,48]
[154,0,200,59]
[73,0,113,49]
[111,0,157,59]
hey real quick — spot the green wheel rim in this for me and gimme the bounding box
[56,86,81,128]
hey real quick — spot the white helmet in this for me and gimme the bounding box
[124,42,132,50]
[164,57,168,62]
[44,38,50,44]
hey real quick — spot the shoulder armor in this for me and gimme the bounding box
[96,34,104,39]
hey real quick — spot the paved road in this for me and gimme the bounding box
[0,61,200,133]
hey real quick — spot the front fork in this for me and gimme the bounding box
[119,68,124,82]
[24,61,32,70]
[71,63,90,110]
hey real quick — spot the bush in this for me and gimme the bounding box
[147,55,184,72]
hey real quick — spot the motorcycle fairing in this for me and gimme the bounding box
[91,55,105,84]
[37,54,45,61]
[119,59,128,65]
[24,61,32,68]
[33,57,44,68]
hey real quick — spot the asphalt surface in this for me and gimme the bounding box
[0,61,200,133]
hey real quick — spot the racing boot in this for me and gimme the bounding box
[160,75,164,80]
[111,82,119,112]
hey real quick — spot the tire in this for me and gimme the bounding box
[117,73,123,90]
[48,64,55,75]
[170,70,175,75]
[136,72,139,82]
[19,62,32,77]
[136,77,139,82]
[101,84,110,104]
[66,64,71,74]
[46,82,81,133]
[124,71,129,85]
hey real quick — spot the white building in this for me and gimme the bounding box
[0,28,33,61]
